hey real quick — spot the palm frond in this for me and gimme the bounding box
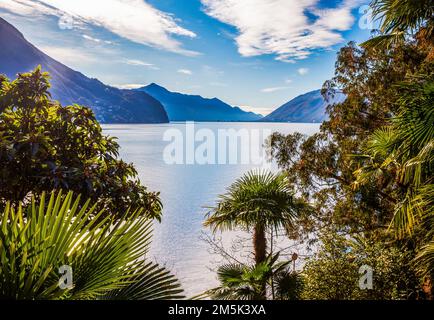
[204,170,306,233]
[101,261,184,300]
[353,75,434,237]
[205,253,295,300]
[416,241,434,277]
[361,32,405,49]
[0,191,184,300]
[273,270,304,300]
[370,0,433,35]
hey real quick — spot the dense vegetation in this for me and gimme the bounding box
[0,0,432,301]
[205,0,433,300]
[0,68,162,220]
[0,70,182,299]
[204,171,308,299]
[0,191,183,300]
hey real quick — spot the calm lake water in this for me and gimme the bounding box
[102,122,320,297]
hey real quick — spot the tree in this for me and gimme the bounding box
[204,170,307,300]
[268,38,431,237]
[301,232,419,300]
[204,170,305,266]
[0,67,162,220]
[354,75,434,237]
[353,73,434,297]
[206,253,303,300]
[0,191,184,300]
[267,1,433,299]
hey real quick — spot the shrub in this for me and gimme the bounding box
[301,233,419,300]
[0,67,161,219]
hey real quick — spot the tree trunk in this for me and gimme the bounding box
[253,224,267,299]
[422,276,433,300]
[253,224,267,265]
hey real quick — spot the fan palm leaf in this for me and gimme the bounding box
[354,75,434,237]
[204,170,307,266]
[362,0,434,49]
[205,253,296,300]
[0,191,184,300]
[205,170,299,232]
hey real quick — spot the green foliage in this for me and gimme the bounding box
[204,170,309,266]
[268,39,432,236]
[354,74,434,284]
[301,233,418,300]
[417,232,434,281]
[354,75,434,237]
[204,170,308,299]
[207,262,270,300]
[205,170,303,233]
[0,67,162,220]
[362,0,433,50]
[0,191,184,300]
[266,1,433,299]
[272,269,304,301]
[206,253,303,300]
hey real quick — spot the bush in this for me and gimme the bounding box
[0,67,161,219]
[301,232,420,300]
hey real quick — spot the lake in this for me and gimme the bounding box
[102,122,320,297]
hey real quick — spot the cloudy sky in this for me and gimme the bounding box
[0,0,373,115]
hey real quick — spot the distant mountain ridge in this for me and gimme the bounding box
[261,90,346,123]
[139,83,263,122]
[0,17,343,124]
[0,17,169,123]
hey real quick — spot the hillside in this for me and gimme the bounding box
[139,83,263,122]
[262,90,346,123]
[0,17,168,124]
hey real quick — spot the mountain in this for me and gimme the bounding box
[0,17,168,124]
[139,83,263,122]
[262,90,346,123]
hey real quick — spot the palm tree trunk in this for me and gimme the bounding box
[270,228,275,300]
[253,224,267,264]
[422,276,433,300]
[253,224,267,299]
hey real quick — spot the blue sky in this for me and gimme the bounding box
[0,0,373,115]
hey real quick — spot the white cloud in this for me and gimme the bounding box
[298,68,309,75]
[39,45,97,65]
[0,0,58,16]
[82,34,101,43]
[123,59,159,70]
[239,105,272,116]
[178,69,193,75]
[113,83,145,89]
[82,34,113,45]
[261,86,290,93]
[285,79,293,84]
[201,0,363,61]
[0,0,199,56]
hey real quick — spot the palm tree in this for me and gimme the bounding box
[353,75,434,237]
[0,191,184,300]
[206,253,303,300]
[362,0,433,51]
[206,261,275,300]
[204,170,305,266]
